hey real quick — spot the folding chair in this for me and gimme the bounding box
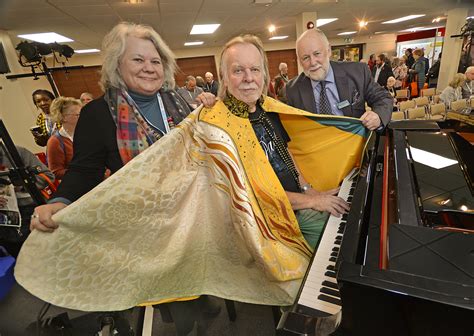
[421,88,436,100]
[407,107,426,120]
[398,100,416,112]
[395,89,409,101]
[429,103,446,121]
[450,99,468,112]
[391,111,405,121]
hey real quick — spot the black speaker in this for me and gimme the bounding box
[0,43,11,74]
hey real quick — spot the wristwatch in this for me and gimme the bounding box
[301,183,312,193]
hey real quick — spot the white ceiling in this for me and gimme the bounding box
[0,0,473,52]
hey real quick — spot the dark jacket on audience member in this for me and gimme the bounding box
[371,63,394,89]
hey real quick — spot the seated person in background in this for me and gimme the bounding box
[0,145,54,257]
[46,97,82,180]
[462,66,474,99]
[195,75,205,89]
[204,71,219,95]
[177,75,204,109]
[440,73,466,106]
[386,76,398,110]
[31,89,58,147]
[79,92,94,105]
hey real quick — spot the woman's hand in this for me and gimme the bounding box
[196,92,217,108]
[30,202,67,233]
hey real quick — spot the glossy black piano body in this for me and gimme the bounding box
[337,120,474,336]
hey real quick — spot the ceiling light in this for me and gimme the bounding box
[75,49,100,54]
[432,17,442,23]
[316,18,338,27]
[190,24,220,35]
[399,27,425,32]
[337,31,357,36]
[460,205,469,211]
[127,0,143,3]
[359,20,368,28]
[409,147,457,169]
[382,15,425,24]
[17,32,73,43]
[184,41,204,46]
[268,25,276,33]
[269,35,288,40]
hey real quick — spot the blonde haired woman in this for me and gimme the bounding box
[440,73,466,106]
[46,97,81,180]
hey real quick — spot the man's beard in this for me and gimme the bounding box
[305,67,328,81]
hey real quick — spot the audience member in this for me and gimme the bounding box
[204,71,219,95]
[31,89,57,147]
[405,48,415,69]
[0,146,55,257]
[461,66,474,99]
[177,75,204,109]
[274,62,289,103]
[440,73,466,106]
[426,52,441,88]
[195,75,205,89]
[30,22,216,336]
[368,54,375,71]
[79,92,94,105]
[286,29,393,130]
[47,97,82,180]
[408,49,426,97]
[386,76,398,110]
[372,54,394,89]
[392,57,408,89]
[420,49,430,75]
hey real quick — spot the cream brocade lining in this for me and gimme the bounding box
[15,107,307,311]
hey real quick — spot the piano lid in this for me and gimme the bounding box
[406,131,473,220]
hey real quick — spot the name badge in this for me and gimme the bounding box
[336,100,350,109]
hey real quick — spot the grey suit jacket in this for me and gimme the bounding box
[286,61,393,127]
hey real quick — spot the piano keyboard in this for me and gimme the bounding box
[296,170,357,316]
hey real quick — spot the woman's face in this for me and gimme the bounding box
[33,94,53,114]
[62,104,81,128]
[413,53,420,60]
[119,36,164,96]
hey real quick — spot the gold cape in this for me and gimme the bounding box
[15,97,368,311]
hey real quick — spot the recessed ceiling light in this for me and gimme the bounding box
[337,31,357,36]
[316,18,338,27]
[127,0,144,3]
[17,32,73,43]
[75,49,100,54]
[269,35,288,40]
[359,20,368,28]
[184,41,204,46]
[382,15,425,24]
[268,25,276,33]
[190,24,220,35]
[399,27,425,32]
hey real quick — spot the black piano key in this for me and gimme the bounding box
[329,257,337,262]
[330,252,338,257]
[347,196,353,202]
[337,228,344,234]
[342,214,348,220]
[327,265,336,271]
[335,235,343,240]
[332,247,339,252]
[318,294,342,306]
[322,280,338,290]
[349,188,355,194]
[320,287,340,298]
[334,240,342,245]
[325,271,336,278]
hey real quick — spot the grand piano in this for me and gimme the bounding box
[278,120,474,336]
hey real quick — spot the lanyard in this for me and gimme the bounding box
[156,92,170,133]
[465,82,473,95]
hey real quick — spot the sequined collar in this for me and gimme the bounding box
[223,92,264,119]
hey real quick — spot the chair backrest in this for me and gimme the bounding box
[391,111,405,120]
[407,107,426,119]
[450,99,468,112]
[430,103,446,116]
[432,95,441,104]
[470,98,474,108]
[395,89,409,99]
[421,88,436,97]
[399,100,416,111]
[414,96,430,107]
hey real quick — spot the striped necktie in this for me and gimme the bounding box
[319,81,332,115]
